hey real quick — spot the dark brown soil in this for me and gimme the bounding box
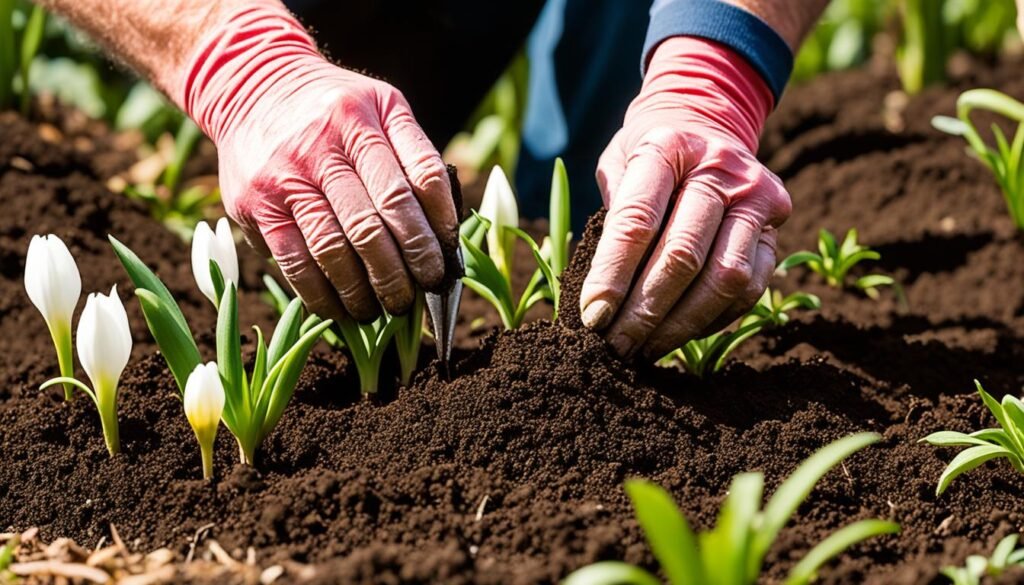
[5,56,1024,585]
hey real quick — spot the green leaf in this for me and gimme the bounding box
[461,232,515,325]
[976,381,1024,455]
[257,319,333,439]
[936,444,1017,495]
[262,274,293,315]
[752,432,881,574]
[932,115,969,136]
[701,472,763,584]
[135,288,201,395]
[217,283,245,410]
[784,520,900,585]
[163,119,202,193]
[778,251,822,272]
[625,479,703,585]
[921,431,995,447]
[509,226,560,315]
[268,298,304,369]
[249,326,268,408]
[561,561,662,585]
[110,235,193,336]
[549,157,571,276]
[854,274,895,291]
[40,376,97,406]
[818,229,838,261]
[209,259,225,308]
[990,534,1019,570]
[18,3,45,116]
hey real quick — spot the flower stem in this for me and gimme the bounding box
[201,443,214,479]
[99,398,120,456]
[48,321,74,401]
[237,437,255,466]
[359,365,379,396]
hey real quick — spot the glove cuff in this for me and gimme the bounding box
[641,36,774,153]
[179,1,321,144]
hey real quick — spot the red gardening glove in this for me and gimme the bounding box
[580,36,791,361]
[179,1,457,321]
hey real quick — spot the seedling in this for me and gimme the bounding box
[664,288,820,378]
[40,286,132,456]
[921,380,1024,496]
[941,534,1024,585]
[779,228,896,299]
[263,274,421,395]
[562,433,899,585]
[111,222,331,467]
[932,89,1024,230]
[461,160,570,329]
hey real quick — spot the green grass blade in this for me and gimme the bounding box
[18,3,45,116]
[936,444,1016,495]
[549,157,571,276]
[784,520,900,585]
[625,479,703,585]
[135,288,201,396]
[561,561,662,585]
[752,433,880,573]
[990,534,1019,569]
[262,274,293,315]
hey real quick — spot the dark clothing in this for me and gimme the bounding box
[284,1,650,228]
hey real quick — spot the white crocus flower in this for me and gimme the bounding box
[191,218,239,306]
[478,166,520,279]
[24,234,81,400]
[184,362,225,479]
[77,286,132,455]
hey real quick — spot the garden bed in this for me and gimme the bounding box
[4,56,1024,584]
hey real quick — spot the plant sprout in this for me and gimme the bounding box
[921,380,1024,496]
[461,160,570,329]
[24,234,81,401]
[941,534,1024,585]
[663,288,820,378]
[263,274,421,395]
[183,362,225,479]
[897,0,946,94]
[779,228,896,299]
[932,89,1024,230]
[562,433,899,585]
[111,221,331,467]
[41,287,132,456]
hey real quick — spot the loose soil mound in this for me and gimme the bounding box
[4,57,1024,584]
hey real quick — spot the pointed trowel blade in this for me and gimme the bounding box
[426,247,464,376]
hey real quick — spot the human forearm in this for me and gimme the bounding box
[35,0,258,100]
[724,0,829,49]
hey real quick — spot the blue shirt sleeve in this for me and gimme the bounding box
[642,0,793,103]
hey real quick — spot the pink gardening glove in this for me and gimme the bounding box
[580,36,791,361]
[180,1,457,321]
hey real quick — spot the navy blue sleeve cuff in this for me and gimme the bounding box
[642,0,793,103]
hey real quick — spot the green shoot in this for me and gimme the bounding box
[941,534,1024,585]
[0,0,45,113]
[921,380,1024,496]
[932,89,1024,230]
[461,160,570,329]
[779,228,896,299]
[111,234,330,466]
[262,274,422,395]
[898,0,947,94]
[663,288,820,378]
[562,433,899,585]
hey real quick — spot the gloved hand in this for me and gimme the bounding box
[580,36,791,361]
[178,1,457,322]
